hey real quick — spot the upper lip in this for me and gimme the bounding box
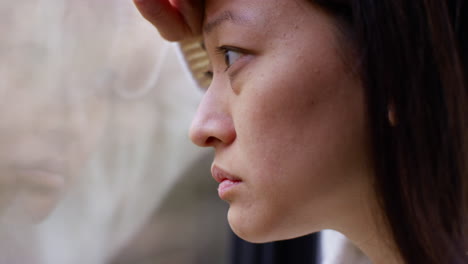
[211,165,242,183]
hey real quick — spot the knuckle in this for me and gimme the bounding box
[152,6,166,19]
[160,29,185,42]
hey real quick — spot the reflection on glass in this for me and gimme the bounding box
[0,3,109,224]
[0,1,224,264]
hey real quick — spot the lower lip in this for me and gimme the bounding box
[16,169,66,193]
[218,179,242,199]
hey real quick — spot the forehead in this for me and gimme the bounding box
[204,0,257,14]
[204,0,304,14]
[203,0,305,35]
[203,0,258,26]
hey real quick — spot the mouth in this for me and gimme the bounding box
[12,159,67,193]
[0,159,67,224]
[211,165,242,199]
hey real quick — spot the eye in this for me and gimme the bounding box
[224,49,242,69]
[216,46,244,71]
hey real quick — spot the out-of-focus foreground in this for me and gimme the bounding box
[0,0,228,263]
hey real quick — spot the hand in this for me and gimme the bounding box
[133,0,205,41]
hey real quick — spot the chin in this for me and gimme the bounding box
[227,206,292,243]
[25,192,63,224]
[229,223,273,244]
[25,201,60,224]
[229,220,310,244]
[4,191,62,225]
[227,205,318,243]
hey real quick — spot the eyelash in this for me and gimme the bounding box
[216,46,244,71]
[203,46,245,79]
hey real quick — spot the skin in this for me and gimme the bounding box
[192,0,372,241]
[135,0,403,263]
[133,0,204,41]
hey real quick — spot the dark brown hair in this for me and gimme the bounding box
[314,0,468,263]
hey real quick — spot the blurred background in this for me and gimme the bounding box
[0,0,229,263]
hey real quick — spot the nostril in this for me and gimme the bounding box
[205,136,217,146]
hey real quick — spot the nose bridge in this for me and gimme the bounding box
[189,87,236,147]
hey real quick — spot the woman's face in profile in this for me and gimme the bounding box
[190,0,373,242]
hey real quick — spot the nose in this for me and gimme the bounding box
[189,90,236,148]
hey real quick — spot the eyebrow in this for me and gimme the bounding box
[203,11,251,35]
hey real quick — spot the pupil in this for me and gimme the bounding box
[225,52,231,66]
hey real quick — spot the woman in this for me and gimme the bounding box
[134,0,468,263]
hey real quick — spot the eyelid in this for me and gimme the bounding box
[215,45,245,55]
[215,45,246,71]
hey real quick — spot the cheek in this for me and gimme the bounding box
[230,70,371,240]
[237,58,348,152]
[234,57,370,196]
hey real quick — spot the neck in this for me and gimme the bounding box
[324,181,404,264]
[349,228,403,264]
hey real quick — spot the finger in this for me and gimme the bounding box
[171,0,205,37]
[133,0,192,41]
